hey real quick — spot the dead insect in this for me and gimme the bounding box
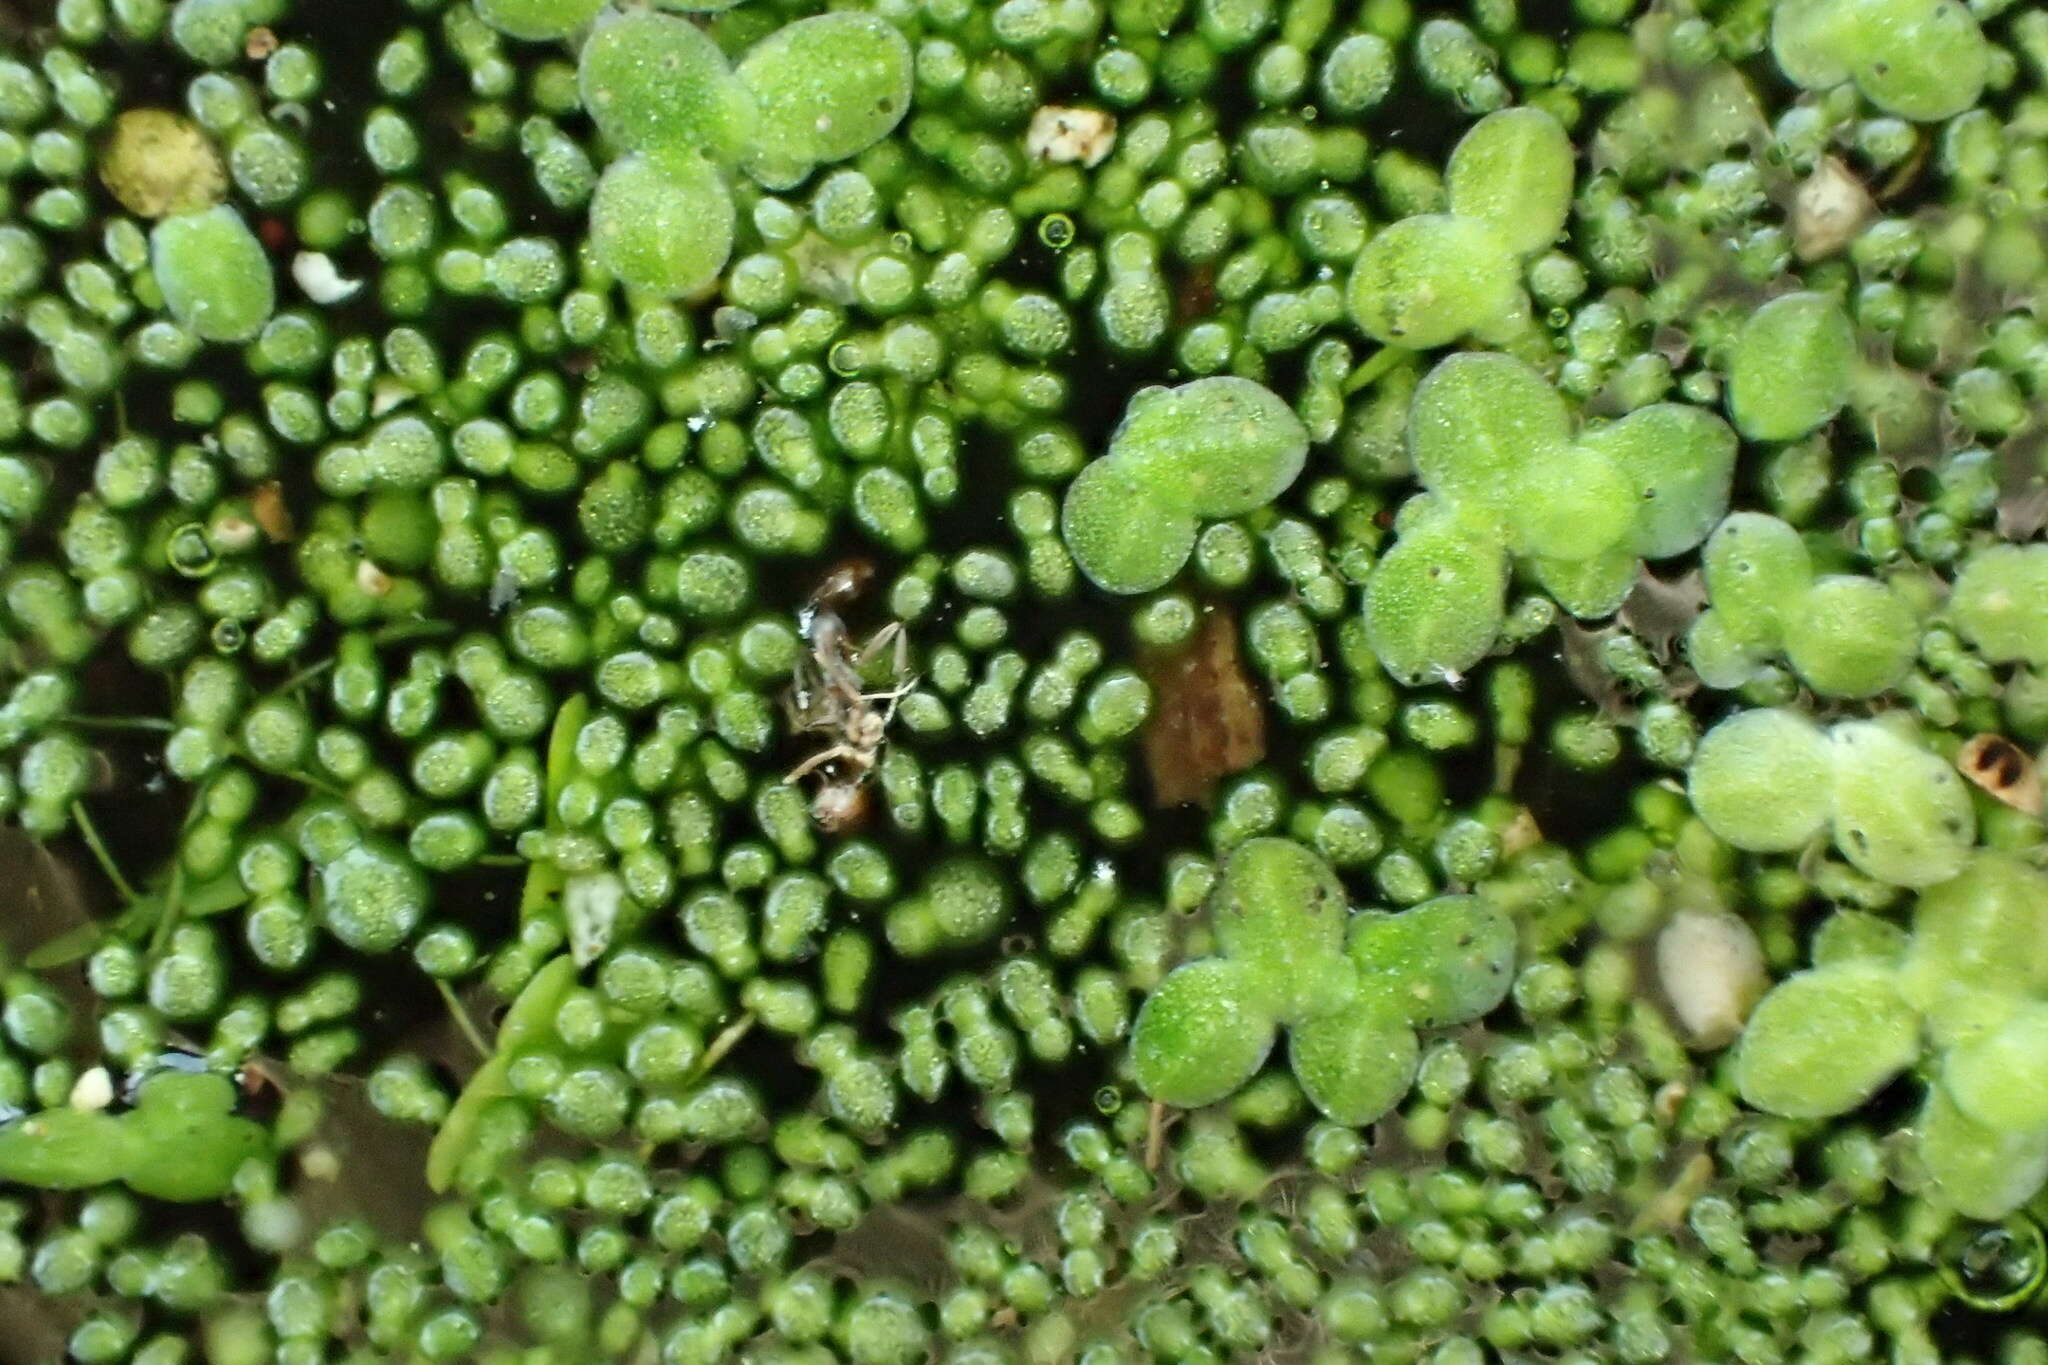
[784,563,914,830]
[1958,733,2043,816]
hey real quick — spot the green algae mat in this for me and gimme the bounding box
[0,0,2046,1358]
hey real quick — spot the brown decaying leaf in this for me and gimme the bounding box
[1142,605,1267,808]
[1957,733,2043,816]
[251,480,295,542]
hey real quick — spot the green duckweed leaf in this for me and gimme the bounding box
[475,0,605,41]
[1850,0,1988,123]
[1061,459,1199,595]
[1531,545,1638,621]
[122,1071,271,1202]
[1829,720,1974,888]
[1578,403,1738,560]
[1901,854,2048,1023]
[1918,1085,2048,1220]
[1444,105,1575,259]
[1770,0,1857,89]
[1700,512,1813,648]
[1944,1001,2048,1135]
[319,836,428,953]
[1783,575,1918,699]
[1686,707,1833,853]
[1949,544,2048,669]
[150,205,275,344]
[1130,959,1277,1109]
[590,151,736,300]
[1683,609,1771,690]
[1209,837,1353,1024]
[737,13,913,188]
[1726,291,1854,441]
[0,1108,137,1191]
[1734,962,1920,1119]
[428,954,580,1193]
[1349,894,1517,1030]
[1107,378,1309,519]
[1810,908,1910,969]
[1509,444,1636,562]
[1407,352,1572,515]
[924,855,1012,949]
[24,921,108,970]
[1289,1000,1421,1126]
[579,10,757,165]
[1363,503,1509,687]
[1347,213,1522,350]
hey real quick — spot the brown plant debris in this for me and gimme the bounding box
[1142,605,1267,808]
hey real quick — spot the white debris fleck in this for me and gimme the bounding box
[69,1066,115,1112]
[292,251,363,305]
[565,870,628,967]
[1027,105,1117,169]
[370,377,413,417]
[1656,908,1767,1049]
[1793,156,1874,261]
[355,558,394,598]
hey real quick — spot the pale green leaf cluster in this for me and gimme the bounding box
[1130,838,1514,1124]
[1738,855,2048,1218]
[1688,710,1975,888]
[1365,352,1736,684]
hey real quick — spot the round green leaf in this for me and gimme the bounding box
[1918,1085,2048,1220]
[589,151,736,300]
[1783,576,1917,699]
[1348,894,1517,1030]
[1944,1002,2048,1135]
[1508,443,1636,562]
[1734,963,1920,1119]
[1810,908,1910,969]
[150,204,275,344]
[122,1072,271,1202]
[1829,720,1974,888]
[1684,608,1772,690]
[319,837,429,953]
[476,0,605,40]
[1578,403,1738,560]
[1950,543,2048,669]
[1700,512,1812,647]
[1726,291,1854,441]
[1444,105,1575,259]
[1107,378,1309,519]
[1363,503,1509,687]
[1902,854,2048,1018]
[1687,707,1833,853]
[1130,959,1277,1109]
[1347,213,1522,349]
[1209,836,1352,1024]
[737,13,913,188]
[1532,546,1638,621]
[1290,1002,1421,1126]
[925,855,1011,948]
[1061,460,1198,595]
[1850,0,1988,123]
[1407,351,1572,515]
[1770,0,1856,88]
[579,10,757,164]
